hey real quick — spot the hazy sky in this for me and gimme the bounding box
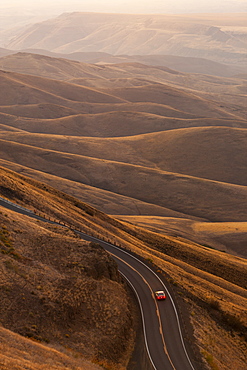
[1,0,247,14]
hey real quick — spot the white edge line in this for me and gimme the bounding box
[120,270,158,370]
[0,199,195,370]
[86,236,196,370]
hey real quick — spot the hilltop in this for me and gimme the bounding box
[3,13,247,67]
[0,52,246,259]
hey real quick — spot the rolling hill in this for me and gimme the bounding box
[0,52,246,258]
[0,165,246,370]
[1,137,247,221]
[4,13,247,67]
[1,52,246,121]
[0,13,247,369]
[1,47,246,77]
[1,126,246,185]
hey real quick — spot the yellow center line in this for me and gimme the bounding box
[110,252,176,370]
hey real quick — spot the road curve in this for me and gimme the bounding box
[0,197,196,370]
[77,231,196,370]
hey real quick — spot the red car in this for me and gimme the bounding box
[155,290,166,300]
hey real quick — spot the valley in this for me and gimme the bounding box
[0,10,246,370]
[0,49,246,258]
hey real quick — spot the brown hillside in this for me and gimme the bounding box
[0,139,247,223]
[0,69,233,120]
[0,158,194,219]
[0,166,246,370]
[1,111,246,137]
[0,125,246,186]
[0,52,108,81]
[1,52,245,98]
[0,171,138,369]
[102,84,235,118]
[0,104,79,119]
[1,14,247,369]
[118,215,247,259]
[1,48,245,77]
[0,70,125,106]
[0,326,102,370]
[0,56,246,258]
[1,53,246,121]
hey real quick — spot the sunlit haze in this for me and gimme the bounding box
[1,0,247,14]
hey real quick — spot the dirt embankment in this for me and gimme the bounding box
[0,208,136,370]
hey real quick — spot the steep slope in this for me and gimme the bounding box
[0,158,192,219]
[0,70,125,106]
[0,58,246,258]
[0,52,113,81]
[0,126,247,186]
[1,111,246,136]
[0,166,246,370]
[0,326,102,370]
[118,215,247,258]
[0,168,139,370]
[1,53,246,121]
[101,83,234,118]
[0,139,247,223]
[1,47,245,77]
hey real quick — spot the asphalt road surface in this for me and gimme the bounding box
[77,232,196,370]
[0,197,196,370]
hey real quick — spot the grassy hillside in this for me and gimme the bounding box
[0,166,246,370]
[1,53,246,119]
[0,55,246,257]
[0,167,138,370]
[118,215,247,259]
[0,138,247,221]
[0,70,125,107]
[0,326,102,370]
[0,126,246,185]
[1,15,246,369]
[1,48,245,77]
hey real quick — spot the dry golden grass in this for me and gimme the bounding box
[0,206,135,368]
[0,63,246,257]
[0,56,246,252]
[118,226,247,370]
[1,125,247,185]
[0,17,246,370]
[0,104,78,119]
[2,55,246,119]
[0,166,246,370]
[0,70,124,108]
[0,135,246,224]
[0,326,102,370]
[0,158,182,218]
[4,110,244,137]
[117,216,247,258]
[0,52,107,81]
[101,83,233,118]
[0,167,153,369]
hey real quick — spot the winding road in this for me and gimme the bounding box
[0,196,196,370]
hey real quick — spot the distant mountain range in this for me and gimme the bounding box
[1,12,247,68]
